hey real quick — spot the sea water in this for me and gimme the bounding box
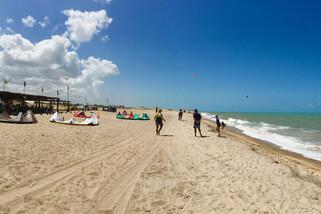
[202,112,321,162]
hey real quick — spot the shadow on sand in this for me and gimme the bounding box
[160,134,174,137]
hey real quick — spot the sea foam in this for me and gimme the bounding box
[202,113,321,162]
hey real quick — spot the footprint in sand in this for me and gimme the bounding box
[151,200,167,207]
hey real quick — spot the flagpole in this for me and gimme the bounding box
[67,85,70,112]
[56,90,59,112]
[67,85,69,103]
[85,97,87,112]
[23,81,26,94]
[41,87,44,112]
[3,79,7,91]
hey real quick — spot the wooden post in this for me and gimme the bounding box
[38,99,41,114]
[56,99,59,112]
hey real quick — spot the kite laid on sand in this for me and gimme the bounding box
[73,111,100,118]
[0,110,37,124]
[116,111,150,121]
[50,112,99,126]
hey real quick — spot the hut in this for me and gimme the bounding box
[0,91,70,114]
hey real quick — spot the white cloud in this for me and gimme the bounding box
[63,9,112,46]
[5,27,15,34]
[22,15,36,27]
[0,34,119,100]
[101,35,109,42]
[6,18,14,24]
[65,57,118,92]
[39,16,50,27]
[52,24,62,34]
[93,0,112,5]
[0,27,15,34]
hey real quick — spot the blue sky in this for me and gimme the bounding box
[0,0,321,112]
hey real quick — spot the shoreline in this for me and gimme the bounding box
[150,108,321,169]
[203,118,321,185]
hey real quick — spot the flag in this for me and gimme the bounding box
[42,87,44,93]
[3,79,8,84]
[67,85,70,91]
[24,81,26,87]
[57,90,59,96]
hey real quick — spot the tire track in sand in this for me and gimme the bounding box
[87,142,162,214]
[0,134,144,208]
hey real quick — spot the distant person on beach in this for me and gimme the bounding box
[222,121,226,130]
[193,109,203,137]
[154,109,166,135]
[155,107,158,113]
[178,109,183,120]
[215,115,221,137]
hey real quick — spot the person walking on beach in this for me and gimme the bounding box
[215,115,221,137]
[178,109,183,120]
[193,109,203,137]
[154,109,166,135]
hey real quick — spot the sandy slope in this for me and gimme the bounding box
[0,110,321,213]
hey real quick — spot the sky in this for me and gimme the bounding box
[0,0,321,112]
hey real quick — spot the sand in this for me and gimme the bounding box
[0,110,321,213]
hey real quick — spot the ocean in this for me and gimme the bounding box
[202,112,321,162]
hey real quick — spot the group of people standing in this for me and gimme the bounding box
[154,107,225,137]
[192,109,226,137]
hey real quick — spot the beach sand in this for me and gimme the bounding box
[0,110,321,213]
